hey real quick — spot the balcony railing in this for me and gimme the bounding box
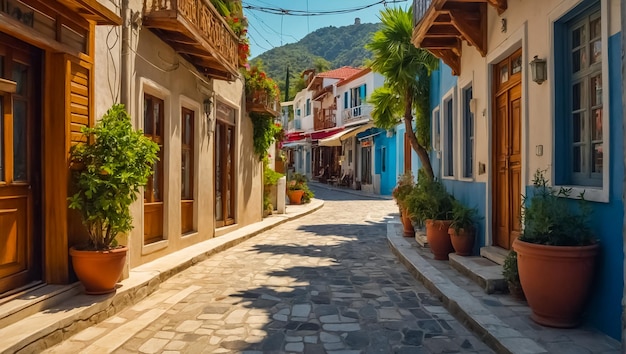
[287,118,302,131]
[314,108,336,130]
[246,90,280,116]
[342,104,372,125]
[413,0,433,26]
[143,0,239,80]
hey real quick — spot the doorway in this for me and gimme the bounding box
[0,34,43,295]
[492,48,523,250]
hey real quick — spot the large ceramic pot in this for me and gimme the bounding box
[400,207,415,237]
[448,228,475,256]
[513,238,599,327]
[70,246,128,295]
[425,219,453,260]
[287,189,305,204]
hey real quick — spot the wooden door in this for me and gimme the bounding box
[215,102,235,227]
[493,49,523,250]
[0,36,42,295]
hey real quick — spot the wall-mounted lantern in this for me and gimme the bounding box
[530,56,547,85]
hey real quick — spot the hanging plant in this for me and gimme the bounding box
[250,112,282,160]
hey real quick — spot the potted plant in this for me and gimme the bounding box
[513,169,598,327]
[502,250,525,300]
[287,173,313,204]
[242,65,280,110]
[392,171,415,237]
[407,173,454,260]
[68,104,159,294]
[448,201,479,256]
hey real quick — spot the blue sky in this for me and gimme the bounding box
[244,0,410,58]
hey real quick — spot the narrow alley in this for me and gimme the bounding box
[43,187,493,354]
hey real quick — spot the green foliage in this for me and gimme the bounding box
[251,23,382,100]
[263,156,283,186]
[406,169,454,223]
[519,169,595,246]
[366,7,438,179]
[288,173,314,203]
[68,104,159,250]
[391,170,414,209]
[503,250,521,287]
[450,201,480,233]
[250,112,282,159]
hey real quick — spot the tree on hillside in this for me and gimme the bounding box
[366,6,438,180]
[313,58,331,73]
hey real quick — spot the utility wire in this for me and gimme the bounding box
[242,0,407,16]
[247,10,299,42]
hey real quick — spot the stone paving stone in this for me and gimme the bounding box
[43,187,494,354]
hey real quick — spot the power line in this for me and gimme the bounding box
[247,10,299,42]
[247,21,276,50]
[242,0,407,16]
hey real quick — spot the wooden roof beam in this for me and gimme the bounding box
[486,0,507,15]
[448,4,487,57]
[421,37,462,56]
[430,48,461,76]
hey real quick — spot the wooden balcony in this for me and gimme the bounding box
[412,0,507,75]
[314,108,336,130]
[143,0,239,81]
[246,90,280,117]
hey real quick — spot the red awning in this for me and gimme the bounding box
[309,128,344,140]
[285,132,305,142]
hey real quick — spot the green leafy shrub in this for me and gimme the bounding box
[391,170,414,209]
[68,104,159,250]
[449,200,480,233]
[520,169,595,246]
[288,173,314,203]
[406,169,454,223]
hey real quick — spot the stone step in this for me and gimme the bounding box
[480,246,509,265]
[449,254,507,294]
[0,283,81,330]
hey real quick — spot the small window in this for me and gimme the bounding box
[432,107,441,151]
[462,86,474,178]
[306,99,311,116]
[555,4,604,188]
[443,96,454,177]
[381,146,386,173]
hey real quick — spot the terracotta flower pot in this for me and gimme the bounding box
[425,219,453,260]
[69,246,128,295]
[287,189,305,204]
[400,207,415,237]
[513,238,599,327]
[448,227,475,256]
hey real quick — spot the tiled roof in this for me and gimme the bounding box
[337,68,372,86]
[316,66,362,79]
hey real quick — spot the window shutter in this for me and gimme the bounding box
[344,92,348,109]
[362,84,367,99]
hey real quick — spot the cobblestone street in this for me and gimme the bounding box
[44,187,493,353]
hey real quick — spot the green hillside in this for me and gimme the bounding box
[250,22,381,100]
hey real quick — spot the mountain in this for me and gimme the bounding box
[250,22,381,100]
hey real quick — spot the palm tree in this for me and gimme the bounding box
[366,6,439,180]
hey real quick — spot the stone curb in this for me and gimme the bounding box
[309,181,393,200]
[2,199,324,354]
[386,221,549,354]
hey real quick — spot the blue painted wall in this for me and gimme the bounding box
[443,180,487,252]
[374,130,397,195]
[571,33,623,340]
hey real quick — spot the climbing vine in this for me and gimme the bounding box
[250,112,282,159]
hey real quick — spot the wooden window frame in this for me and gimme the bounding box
[143,93,165,244]
[181,106,194,234]
[442,92,455,178]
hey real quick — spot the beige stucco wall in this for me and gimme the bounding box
[95,17,262,266]
[447,0,620,189]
